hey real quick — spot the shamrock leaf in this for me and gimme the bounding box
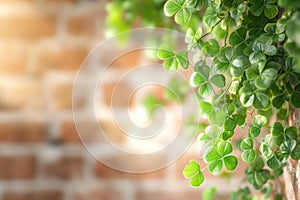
[183,160,205,187]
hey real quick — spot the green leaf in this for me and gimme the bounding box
[198,83,213,98]
[199,101,213,116]
[183,160,200,178]
[241,138,254,151]
[203,39,220,57]
[281,140,296,153]
[157,44,174,59]
[213,46,234,72]
[233,114,246,126]
[249,0,264,16]
[164,0,181,17]
[255,68,277,90]
[202,187,217,200]
[246,66,260,80]
[175,7,191,25]
[260,143,273,159]
[208,159,223,175]
[190,172,205,187]
[271,122,284,137]
[183,160,204,187]
[205,147,222,163]
[264,4,278,19]
[163,56,178,71]
[249,52,266,64]
[224,156,238,171]
[240,92,255,107]
[290,91,300,108]
[224,116,237,131]
[222,130,234,140]
[291,143,300,160]
[197,65,210,80]
[253,115,268,128]
[210,74,225,88]
[253,92,269,109]
[176,50,189,69]
[267,156,281,169]
[286,126,299,140]
[204,7,218,27]
[242,149,256,163]
[217,141,233,157]
[272,94,286,109]
[250,126,261,138]
[190,72,206,87]
[229,28,247,46]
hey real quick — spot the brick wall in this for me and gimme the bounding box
[0,0,244,199]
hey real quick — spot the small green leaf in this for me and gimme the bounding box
[250,126,261,138]
[198,83,213,98]
[264,4,278,19]
[210,74,225,88]
[241,138,254,151]
[163,56,178,71]
[204,7,218,27]
[164,0,181,17]
[199,101,213,116]
[224,156,238,171]
[183,160,200,178]
[240,92,255,107]
[190,172,205,187]
[208,159,223,175]
[246,66,260,80]
[224,116,237,131]
[176,50,189,69]
[242,149,256,163]
[290,91,300,108]
[175,7,191,25]
[233,114,246,126]
[190,72,206,87]
[203,39,220,57]
[273,94,286,109]
[260,143,273,160]
[229,28,247,46]
[271,122,284,137]
[253,92,269,109]
[253,115,268,128]
[183,160,205,187]
[267,156,281,169]
[205,147,222,163]
[157,44,174,59]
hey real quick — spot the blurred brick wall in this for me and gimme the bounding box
[0,0,244,199]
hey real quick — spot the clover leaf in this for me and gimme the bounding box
[157,44,189,71]
[183,160,205,187]
[164,0,191,25]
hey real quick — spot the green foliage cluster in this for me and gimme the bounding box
[106,0,300,198]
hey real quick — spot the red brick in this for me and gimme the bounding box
[37,43,88,71]
[110,50,142,69]
[0,120,47,143]
[135,190,229,200]
[59,120,103,144]
[99,120,127,144]
[0,77,43,110]
[0,42,27,74]
[0,155,36,179]
[94,155,167,179]
[47,77,84,111]
[3,190,63,200]
[101,81,132,107]
[0,3,56,40]
[42,156,83,180]
[75,190,121,200]
[42,0,78,3]
[67,15,96,37]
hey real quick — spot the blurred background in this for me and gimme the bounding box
[0,0,245,199]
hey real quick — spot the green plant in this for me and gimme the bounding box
[106,0,300,198]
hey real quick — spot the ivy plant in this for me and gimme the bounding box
[106,0,300,198]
